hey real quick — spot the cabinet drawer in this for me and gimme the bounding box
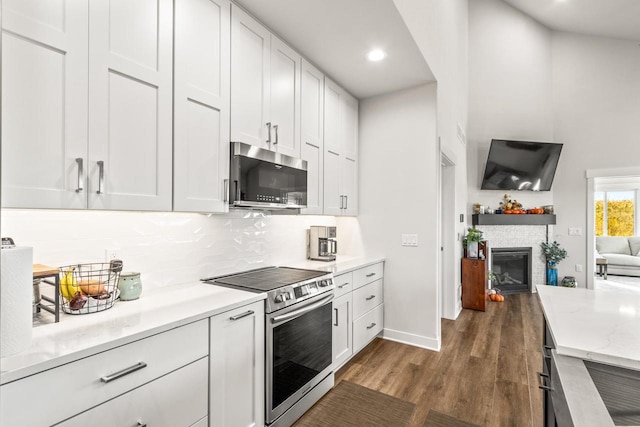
[1,319,208,427]
[353,262,384,289]
[353,303,384,352]
[352,279,383,319]
[334,271,353,298]
[59,357,209,427]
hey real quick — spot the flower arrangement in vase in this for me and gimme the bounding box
[463,227,484,258]
[540,241,568,286]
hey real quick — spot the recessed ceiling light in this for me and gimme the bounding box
[367,49,386,62]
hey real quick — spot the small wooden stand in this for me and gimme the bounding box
[33,264,61,322]
[461,258,487,311]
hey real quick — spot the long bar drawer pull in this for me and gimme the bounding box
[366,273,376,278]
[537,371,552,391]
[338,282,350,289]
[366,322,377,330]
[366,295,376,301]
[230,310,254,321]
[101,361,147,383]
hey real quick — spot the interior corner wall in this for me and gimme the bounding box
[551,32,640,286]
[467,0,554,212]
[359,83,439,350]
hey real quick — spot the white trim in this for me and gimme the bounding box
[382,328,440,351]
[586,167,640,179]
[587,177,595,289]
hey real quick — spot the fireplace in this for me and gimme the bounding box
[491,247,532,294]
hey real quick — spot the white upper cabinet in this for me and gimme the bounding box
[323,78,359,216]
[1,0,173,211]
[230,5,301,156]
[1,0,89,209]
[173,0,231,213]
[300,59,325,215]
[87,0,173,211]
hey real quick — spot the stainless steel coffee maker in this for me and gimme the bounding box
[307,226,337,261]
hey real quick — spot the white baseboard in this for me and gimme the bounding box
[382,328,440,351]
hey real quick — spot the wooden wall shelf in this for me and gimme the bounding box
[472,214,556,226]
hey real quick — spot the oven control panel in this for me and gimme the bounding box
[267,276,334,313]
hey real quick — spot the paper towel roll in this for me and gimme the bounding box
[1,246,33,357]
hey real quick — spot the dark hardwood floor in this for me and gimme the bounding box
[335,292,544,426]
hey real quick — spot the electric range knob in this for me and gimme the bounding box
[319,280,327,287]
[274,293,286,303]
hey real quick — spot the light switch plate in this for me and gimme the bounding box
[568,227,582,236]
[401,234,419,247]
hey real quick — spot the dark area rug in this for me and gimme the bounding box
[294,380,416,427]
[423,409,480,427]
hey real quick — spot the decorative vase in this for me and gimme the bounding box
[468,241,479,258]
[118,272,142,301]
[546,262,558,286]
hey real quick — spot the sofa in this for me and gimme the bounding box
[595,236,640,277]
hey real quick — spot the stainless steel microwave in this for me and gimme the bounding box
[229,142,308,210]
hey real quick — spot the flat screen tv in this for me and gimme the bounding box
[481,139,563,191]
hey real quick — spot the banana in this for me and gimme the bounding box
[60,268,79,301]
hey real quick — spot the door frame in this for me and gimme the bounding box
[439,141,457,320]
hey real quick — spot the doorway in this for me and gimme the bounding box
[440,148,457,320]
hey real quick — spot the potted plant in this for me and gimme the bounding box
[540,241,568,286]
[463,227,484,258]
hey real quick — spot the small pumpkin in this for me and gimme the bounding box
[504,210,513,214]
[496,295,505,302]
[489,294,497,301]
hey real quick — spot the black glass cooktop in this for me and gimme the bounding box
[203,267,328,292]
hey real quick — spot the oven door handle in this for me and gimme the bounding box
[271,294,334,325]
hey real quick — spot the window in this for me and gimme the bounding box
[595,190,636,236]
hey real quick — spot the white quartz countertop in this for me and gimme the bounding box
[536,285,640,370]
[0,281,265,385]
[288,255,385,275]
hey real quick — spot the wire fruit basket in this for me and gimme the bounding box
[59,260,123,315]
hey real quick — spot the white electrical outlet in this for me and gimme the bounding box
[401,234,419,247]
[575,264,583,272]
[105,248,121,260]
[568,227,582,236]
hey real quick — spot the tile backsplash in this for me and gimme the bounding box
[1,209,355,290]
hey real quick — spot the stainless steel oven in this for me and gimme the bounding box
[266,292,334,425]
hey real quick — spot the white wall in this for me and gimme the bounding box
[468,0,554,211]
[0,209,339,290]
[392,0,469,325]
[552,32,640,284]
[359,83,440,349]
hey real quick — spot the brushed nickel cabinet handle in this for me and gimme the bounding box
[75,158,84,193]
[338,282,350,289]
[230,310,254,321]
[340,195,344,209]
[100,361,147,383]
[96,160,105,194]
[334,308,339,326]
[366,295,376,301]
[344,195,348,209]
[266,122,272,144]
[223,179,229,202]
[273,124,279,145]
[366,273,376,278]
[366,322,377,330]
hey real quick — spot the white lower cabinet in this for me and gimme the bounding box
[333,292,353,369]
[210,300,265,427]
[332,262,384,370]
[58,357,209,427]
[0,320,208,426]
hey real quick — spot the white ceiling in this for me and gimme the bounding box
[503,0,640,41]
[234,0,435,100]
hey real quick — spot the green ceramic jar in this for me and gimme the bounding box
[118,272,142,301]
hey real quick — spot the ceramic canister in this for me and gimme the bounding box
[118,272,142,301]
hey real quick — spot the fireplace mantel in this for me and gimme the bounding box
[472,214,556,226]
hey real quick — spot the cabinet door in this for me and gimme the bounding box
[210,301,265,427]
[231,5,270,149]
[342,156,358,216]
[323,150,343,216]
[88,0,173,211]
[270,36,301,157]
[461,258,487,311]
[342,90,359,162]
[323,78,343,215]
[58,358,209,427]
[1,0,88,209]
[333,293,353,369]
[300,60,324,214]
[174,0,230,213]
